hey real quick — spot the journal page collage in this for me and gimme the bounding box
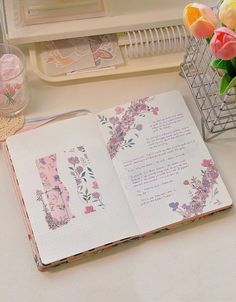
[97,90,232,234]
[6,113,138,265]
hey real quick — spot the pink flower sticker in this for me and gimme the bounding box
[109,116,119,125]
[152,107,159,115]
[140,103,147,111]
[201,159,213,167]
[84,205,95,214]
[115,106,124,115]
[92,181,99,189]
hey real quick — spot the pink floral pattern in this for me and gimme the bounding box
[66,146,104,214]
[98,97,159,159]
[35,154,75,230]
[0,83,22,105]
[169,159,221,218]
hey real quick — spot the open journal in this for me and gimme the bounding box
[4,90,232,271]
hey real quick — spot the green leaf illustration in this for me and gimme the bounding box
[219,74,236,95]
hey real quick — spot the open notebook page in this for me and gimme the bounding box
[97,90,232,234]
[6,114,138,265]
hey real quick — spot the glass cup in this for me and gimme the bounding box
[0,43,29,116]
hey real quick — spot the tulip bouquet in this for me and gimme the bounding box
[183,0,236,95]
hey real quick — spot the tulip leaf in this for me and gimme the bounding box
[211,59,228,70]
[219,73,236,95]
[232,58,236,71]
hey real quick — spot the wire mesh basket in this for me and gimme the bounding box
[180,34,236,140]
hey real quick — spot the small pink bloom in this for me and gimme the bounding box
[84,205,95,214]
[183,180,189,185]
[5,84,15,96]
[92,181,99,189]
[210,27,236,60]
[201,159,213,167]
[115,106,124,115]
[109,116,119,125]
[209,170,219,179]
[115,125,125,136]
[152,107,159,115]
[140,103,147,111]
[75,166,83,174]
[68,156,79,165]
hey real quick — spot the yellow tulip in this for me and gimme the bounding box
[219,0,236,30]
[183,3,217,38]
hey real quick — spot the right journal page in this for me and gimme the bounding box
[97,90,233,234]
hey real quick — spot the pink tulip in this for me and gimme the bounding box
[183,3,217,38]
[210,27,236,60]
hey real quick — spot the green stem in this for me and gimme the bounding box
[4,92,14,104]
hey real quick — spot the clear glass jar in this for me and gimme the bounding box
[0,43,29,116]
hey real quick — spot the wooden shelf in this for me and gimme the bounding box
[1,0,215,45]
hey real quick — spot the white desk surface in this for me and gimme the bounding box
[1,63,236,302]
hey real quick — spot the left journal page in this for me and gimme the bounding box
[6,114,138,266]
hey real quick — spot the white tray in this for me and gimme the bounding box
[29,42,185,83]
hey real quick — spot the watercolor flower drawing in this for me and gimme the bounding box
[0,83,22,105]
[66,146,104,214]
[169,159,221,218]
[98,96,159,159]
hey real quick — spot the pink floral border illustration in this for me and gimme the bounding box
[169,159,221,218]
[98,96,159,159]
[66,146,104,214]
[36,154,75,230]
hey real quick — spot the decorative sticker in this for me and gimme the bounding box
[36,154,75,230]
[66,146,104,214]
[98,96,159,159]
[88,34,124,68]
[42,37,95,76]
[169,159,222,218]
